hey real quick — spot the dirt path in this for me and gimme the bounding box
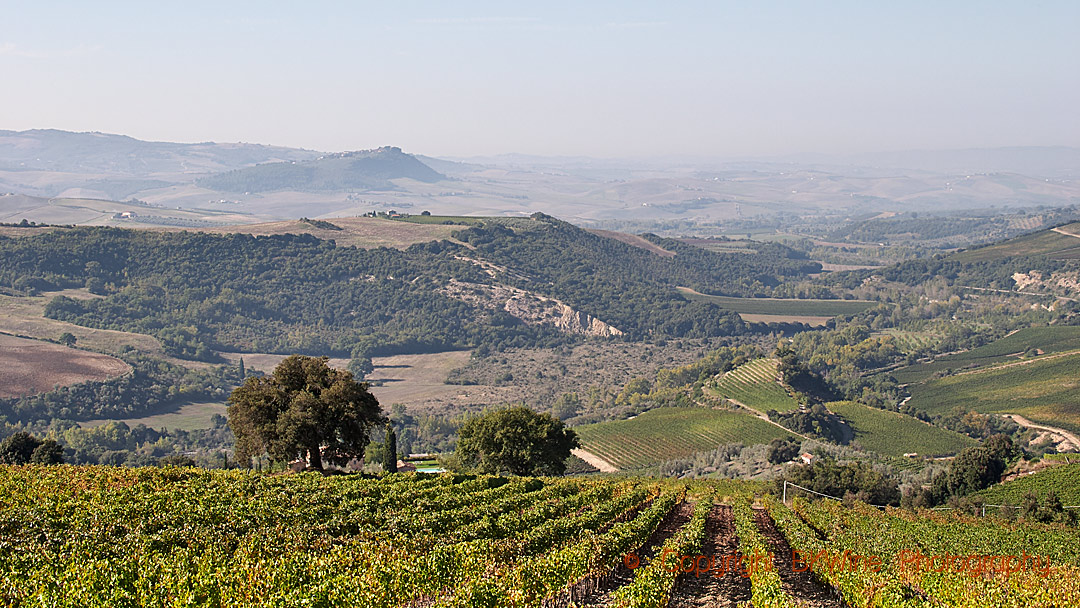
[1004,414,1080,452]
[668,505,752,608]
[1052,226,1080,239]
[727,398,810,440]
[957,285,1078,302]
[753,508,846,608]
[572,448,619,473]
[570,501,693,607]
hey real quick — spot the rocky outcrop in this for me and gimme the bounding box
[442,280,624,337]
[1012,270,1080,295]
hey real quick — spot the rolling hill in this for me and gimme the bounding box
[196,147,444,193]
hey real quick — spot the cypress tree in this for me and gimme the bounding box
[383,425,398,473]
[238,357,246,378]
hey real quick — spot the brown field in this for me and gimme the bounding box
[817,262,881,272]
[588,229,675,257]
[0,226,64,238]
[738,313,832,326]
[217,350,514,411]
[0,333,131,398]
[167,216,461,249]
[218,352,351,374]
[80,400,228,432]
[0,291,214,369]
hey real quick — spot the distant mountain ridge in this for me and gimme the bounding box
[0,129,320,176]
[196,146,445,193]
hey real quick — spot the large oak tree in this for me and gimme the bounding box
[227,355,383,469]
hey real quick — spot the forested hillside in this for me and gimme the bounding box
[0,214,824,368]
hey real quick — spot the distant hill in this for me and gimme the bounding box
[197,147,445,192]
[0,129,319,176]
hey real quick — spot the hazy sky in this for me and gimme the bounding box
[2,1,1077,158]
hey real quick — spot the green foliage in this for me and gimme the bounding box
[609,496,712,608]
[0,431,44,464]
[950,222,1080,262]
[29,439,64,464]
[766,438,800,464]
[768,403,851,443]
[55,418,234,466]
[779,457,901,505]
[57,331,76,347]
[454,406,578,476]
[158,453,196,467]
[785,497,1080,607]
[227,355,383,469]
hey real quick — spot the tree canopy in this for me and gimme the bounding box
[227,355,383,470]
[454,406,579,476]
[0,432,64,465]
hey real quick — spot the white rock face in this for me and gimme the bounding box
[442,279,624,337]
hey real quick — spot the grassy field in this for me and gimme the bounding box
[0,333,132,399]
[738,313,832,326]
[826,400,975,457]
[676,287,875,318]
[950,223,1080,262]
[0,291,213,372]
[391,215,484,225]
[906,351,1080,434]
[575,406,794,470]
[80,400,228,432]
[978,463,1080,505]
[892,326,1080,384]
[710,358,799,413]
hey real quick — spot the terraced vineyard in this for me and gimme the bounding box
[875,328,940,354]
[906,351,1080,434]
[711,358,800,413]
[950,222,1080,262]
[2,466,1076,607]
[893,326,1080,384]
[827,400,975,457]
[576,407,794,470]
[978,463,1080,505]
